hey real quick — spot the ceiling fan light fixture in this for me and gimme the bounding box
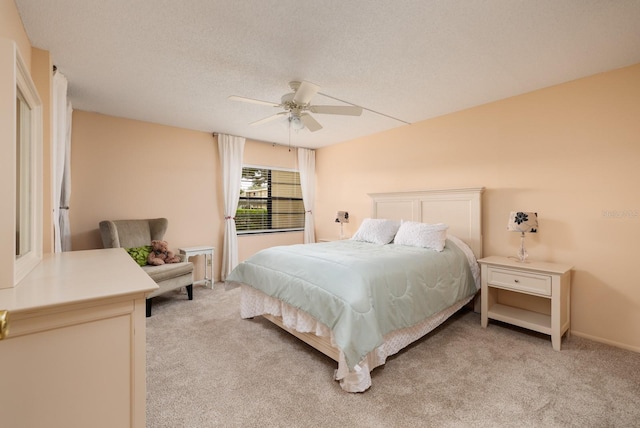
[289,115,305,130]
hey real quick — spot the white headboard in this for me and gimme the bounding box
[369,187,484,259]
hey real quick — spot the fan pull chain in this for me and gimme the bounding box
[288,114,292,152]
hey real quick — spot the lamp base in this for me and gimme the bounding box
[516,232,529,262]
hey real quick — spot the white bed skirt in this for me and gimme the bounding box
[239,284,474,392]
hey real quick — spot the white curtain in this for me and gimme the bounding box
[297,148,316,244]
[218,134,245,280]
[52,72,73,252]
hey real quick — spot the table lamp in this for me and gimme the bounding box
[335,211,349,240]
[507,211,538,262]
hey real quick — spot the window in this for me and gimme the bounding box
[236,166,305,234]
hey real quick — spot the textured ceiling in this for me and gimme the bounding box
[15,0,640,149]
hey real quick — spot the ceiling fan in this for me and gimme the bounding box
[228,81,363,132]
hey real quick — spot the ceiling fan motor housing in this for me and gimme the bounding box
[281,92,306,115]
[230,80,360,132]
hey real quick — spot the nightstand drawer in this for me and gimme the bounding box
[487,267,551,296]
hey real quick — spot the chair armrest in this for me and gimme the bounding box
[99,220,120,248]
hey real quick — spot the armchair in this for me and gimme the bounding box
[99,218,194,317]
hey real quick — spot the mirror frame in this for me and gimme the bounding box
[14,45,43,285]
[0,39,43,288]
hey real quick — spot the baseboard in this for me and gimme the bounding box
[571,330,640,353]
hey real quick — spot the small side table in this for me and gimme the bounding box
[179,246,215,288]
[479,256,572,350]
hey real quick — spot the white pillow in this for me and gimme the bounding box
[351,218,400,244]
[394,221,448,251]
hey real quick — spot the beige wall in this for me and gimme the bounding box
[315,63,640,352]
[0,0,31,69]
[69,112,304,280]
[70,111,222,280]
[31,48,53,254]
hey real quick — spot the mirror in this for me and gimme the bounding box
[16,87,32,258]
[10,41,42,286]
[1,40,42,288]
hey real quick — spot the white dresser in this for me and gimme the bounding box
[0,248,158,428]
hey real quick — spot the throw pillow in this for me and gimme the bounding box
[126,245,152,266]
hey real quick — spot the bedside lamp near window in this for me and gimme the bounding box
[335,211,349,240]
[507,211,538,262]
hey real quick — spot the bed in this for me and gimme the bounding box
[226,187,484,392]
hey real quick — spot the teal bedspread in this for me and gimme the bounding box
[226,239,477,369]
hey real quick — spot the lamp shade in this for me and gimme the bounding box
[335,211,349,223]
[507,211,538,233]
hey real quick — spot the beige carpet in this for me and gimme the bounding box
[146,284,640,427]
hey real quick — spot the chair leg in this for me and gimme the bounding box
[146,298,152,317]
[186,284,193,301]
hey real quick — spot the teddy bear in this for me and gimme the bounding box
[147,240,181,265]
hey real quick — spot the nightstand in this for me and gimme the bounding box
[478,256,572,350]
[178,246,215,288]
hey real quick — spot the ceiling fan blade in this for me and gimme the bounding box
[250,112,287,126]
[300,113,323,132]
[292,81,320,105]
[228,95,280,107]
[309,105,363,116]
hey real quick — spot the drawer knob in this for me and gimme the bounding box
[514,279,520,283]
[0,310,8,340]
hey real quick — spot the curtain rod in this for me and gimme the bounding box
[212,132,315,150]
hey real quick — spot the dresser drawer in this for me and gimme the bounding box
[487,267,551,296]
